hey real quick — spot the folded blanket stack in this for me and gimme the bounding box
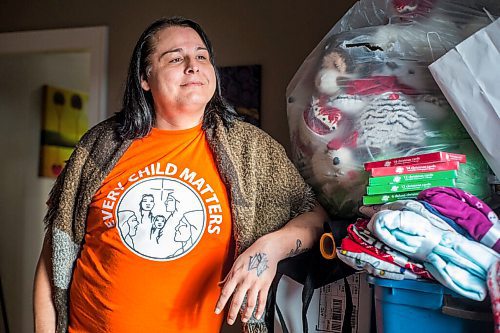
[418,187,500,253]
[347,219,433,280]
[335,188,500,302]
[369,209,498,300]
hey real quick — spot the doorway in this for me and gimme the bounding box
[0,26,107,333]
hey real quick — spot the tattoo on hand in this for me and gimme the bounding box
[248,253,269,277]
[288,239,310,257]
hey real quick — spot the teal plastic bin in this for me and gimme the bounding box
[368,277,493,333]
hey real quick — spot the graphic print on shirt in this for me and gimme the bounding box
[116,177,206,261]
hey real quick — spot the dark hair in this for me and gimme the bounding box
[116,17,238,139]
[139,193,155,219]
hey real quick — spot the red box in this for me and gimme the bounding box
[369,161,460,177]
[364,152,466,171]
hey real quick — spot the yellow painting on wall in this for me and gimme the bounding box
[39,85,89,178]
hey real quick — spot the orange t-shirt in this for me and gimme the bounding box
[69,124,233,332]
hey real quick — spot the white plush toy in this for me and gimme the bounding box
[297,47,364,158]
[373,0,469,62]
[309,48,367,183]
[355,90,426,160]
[315,49,353,96]
[312,44,430,169]
[296,94,343,155]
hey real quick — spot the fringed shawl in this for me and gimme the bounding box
[44,115,315,333]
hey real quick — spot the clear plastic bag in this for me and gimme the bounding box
[287,0,499,217]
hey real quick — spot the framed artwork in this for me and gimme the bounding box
[39,85,89,178]
[218,65,261,127]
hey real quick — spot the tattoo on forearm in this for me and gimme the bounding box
[288,239,310,257]
[248,253,269,277]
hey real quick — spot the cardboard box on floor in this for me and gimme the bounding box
[275,272,372,333]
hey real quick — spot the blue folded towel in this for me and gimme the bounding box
[368,209,499,301]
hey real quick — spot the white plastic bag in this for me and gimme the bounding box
[429,18,500,177]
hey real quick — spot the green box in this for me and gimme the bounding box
[363,191,421,205]
[368,170,457,186]
[366,178,456,195]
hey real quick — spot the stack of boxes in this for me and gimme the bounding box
[363,152,466,205]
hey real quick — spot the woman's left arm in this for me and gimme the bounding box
[214,203,327,325]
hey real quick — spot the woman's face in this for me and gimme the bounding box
[154,216,166,229]
[165,194,177,212]
[174,218,191,242]
[128,216,139,236]
[141,195,155,211]
[141,26,216,121]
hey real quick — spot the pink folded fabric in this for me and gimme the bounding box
[418,187,500,253]
[347,218,434,280]
[338,237,419,280]
[487,260,500,333]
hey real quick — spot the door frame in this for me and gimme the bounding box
[0,26,108,125]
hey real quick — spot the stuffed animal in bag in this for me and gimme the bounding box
[315,48,353,96]
[373,0,465,61]
[309,48,367,183]
[299,28,432,216]
[389,0,493,37]
[297,44,365,178]
[302,32,430,180]
[344,75,426,160]
[315,43,428,165]
[298,93,362,184]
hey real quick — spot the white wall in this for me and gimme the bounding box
[0,0,357,154]
[0,51,90,333]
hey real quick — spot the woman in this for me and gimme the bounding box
[138,193,155,225]
[33,17,326,333]
[171,210,204,257]
[118,210,140,248]
[149,214,167,244]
